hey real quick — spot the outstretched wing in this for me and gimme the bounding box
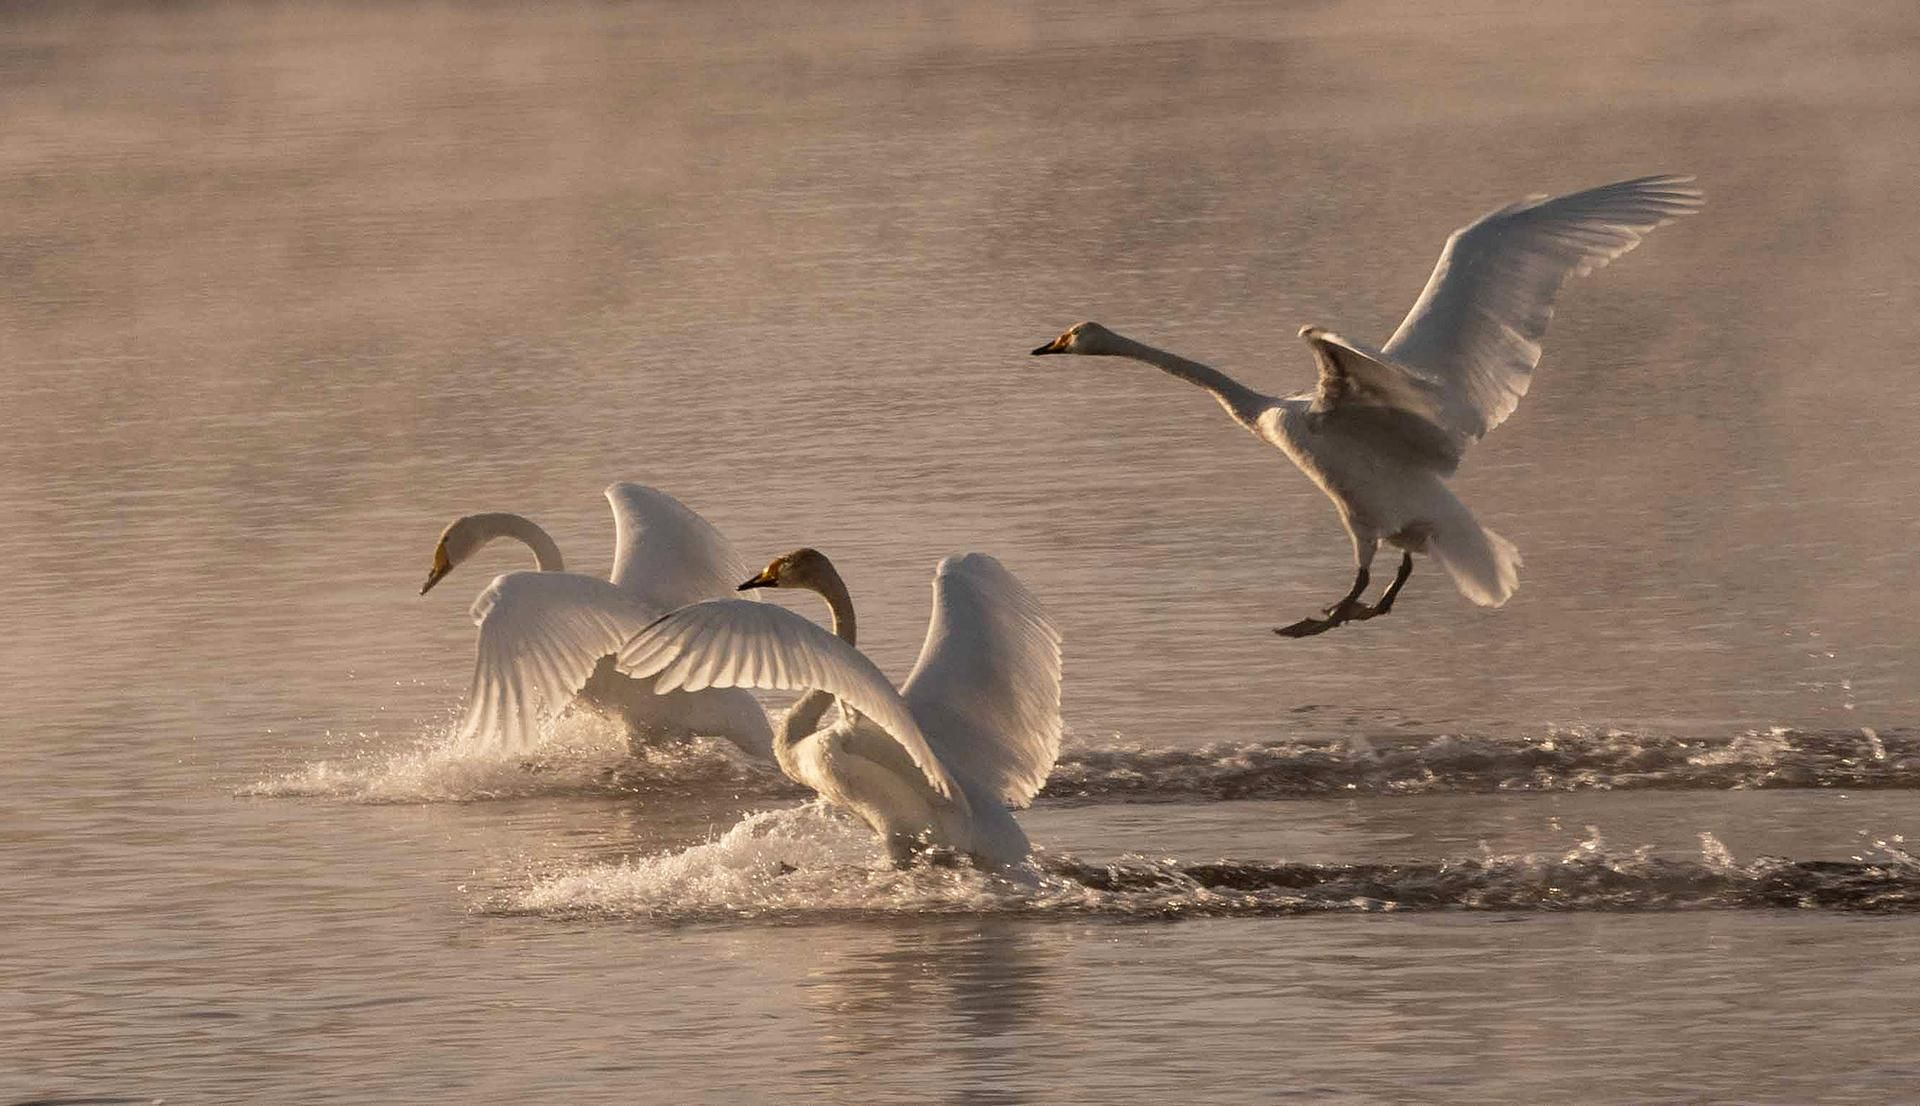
[1378,174,1704,443]
[604,483,754,612]
[458,571,657,751]
[900,554,1063,809]
[618,599,962,802]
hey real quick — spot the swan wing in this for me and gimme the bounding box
[1378,174,1704,443]
[1301,328,1471,473]
[900,554,1063,809]
[458,571,655,751]
[618,599,962,802]
[604,482,755,610]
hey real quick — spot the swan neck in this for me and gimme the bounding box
[775,560,857,755]
[1108,334,1268,428]
[473,513,565,572]
[811,562,857,648]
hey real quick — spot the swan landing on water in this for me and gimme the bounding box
[1033,174,1704,637]
[420,483,774,757]
[617,548,1063,868]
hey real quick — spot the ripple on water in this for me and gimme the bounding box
[1043,726,1920,801]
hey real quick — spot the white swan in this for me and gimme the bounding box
[1033,174,1704,636]
[616,548,1062,868]
[420,482,774,757]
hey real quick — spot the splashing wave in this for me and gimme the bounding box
[241,717,799,804]
[1041,726,1920,801]
[498,810,1920,921]
[246,721,1919,805]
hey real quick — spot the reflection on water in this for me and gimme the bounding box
[797,922,1053,1106]
[5,0,1920,1101]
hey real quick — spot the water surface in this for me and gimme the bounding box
[5,1,1920,1101]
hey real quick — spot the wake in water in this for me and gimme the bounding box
[248,722,1919,805]
[497,809,1920,921]
[1043,726,1920,801]
[242,713,799,804]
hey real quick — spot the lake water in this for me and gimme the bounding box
[5,2,1920,1102]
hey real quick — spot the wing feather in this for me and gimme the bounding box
[457,571,657,751]
[900,554,1064,809]
[1378,174,1704,443]
[1302,327,1467,471]
[617,599,962,802]
[604,483,754,613]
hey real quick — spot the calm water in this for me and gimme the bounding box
[5,2,1920,1101]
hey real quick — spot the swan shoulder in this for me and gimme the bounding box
[1296,328,1466,475]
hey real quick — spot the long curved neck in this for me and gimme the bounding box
[777,561,856,751]
[1106,333,1270,430]
[471,513,565,571]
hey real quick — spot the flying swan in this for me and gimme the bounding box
[1033,174,1704,636]
[420,482,774,756]
[616,548,1063,868]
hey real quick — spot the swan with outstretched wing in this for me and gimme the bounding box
[618,548,1062,867]
[420,483,773,756]
[1033,175,1703,636]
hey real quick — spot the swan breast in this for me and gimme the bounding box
[801,718,961,844]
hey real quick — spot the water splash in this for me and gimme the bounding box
[1698,831,1735,869]
[248,721,1920,806]
[504,806,1052,918]
[242,714,798,804]
[498,810,1920,922]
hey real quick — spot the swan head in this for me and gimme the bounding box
[1031,321,1120,357]
[420,516,481,595]
[739,547,835,591]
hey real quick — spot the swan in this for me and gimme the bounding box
[1032,175,1704,636]
[616,548,1063,868]
[420,482,775,757]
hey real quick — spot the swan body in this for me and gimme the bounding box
[421,483,774,757]
[1033,175,1704,635]
[618,548,1062,867]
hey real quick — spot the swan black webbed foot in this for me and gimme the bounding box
[1274,600,1374,638]
[1274,612,1344,638]
[1277,564,1370,637]
[1274,553,1413,638]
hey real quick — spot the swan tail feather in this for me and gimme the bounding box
[1426,508,1522,608]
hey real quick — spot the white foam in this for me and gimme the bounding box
[1698,831,1735,869]
[506,805,1065,918]
[242,712,789,804]
[491,809,1920,920]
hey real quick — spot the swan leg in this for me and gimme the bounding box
[1323,564,1372,618]
[1351,552,1414,620]
[1376,552,1414,612]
